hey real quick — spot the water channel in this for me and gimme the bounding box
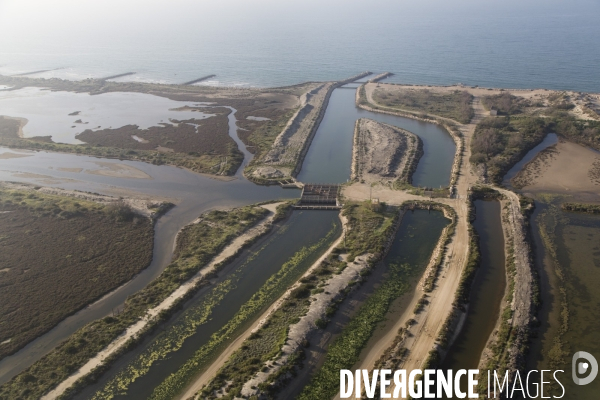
[524,201,600,399]
[297,85,456,187]
[77,210,341,399]
[0,105,299,383]
[441,200,506,397]
[358,208,451,361]
[276,209,451,400]
[502,133,558,188]
[501,132,600,398]
[0,78,459,387]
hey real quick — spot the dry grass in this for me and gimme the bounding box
[372,87,474,123]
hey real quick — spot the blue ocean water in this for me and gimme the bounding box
[0,0,599,91]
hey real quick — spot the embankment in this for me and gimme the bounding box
[248,72,371,184]
[351,118,423,185]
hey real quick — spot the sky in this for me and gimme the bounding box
[2,0,598,47]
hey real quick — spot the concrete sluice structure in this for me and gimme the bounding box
[295,183,342,209]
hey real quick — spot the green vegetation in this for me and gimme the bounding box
[470,97,600,184]
[470,116,547,183]
[395,183,451,197]
[190,201,400,399]
[297,202,450,400]
[481,92,532,115]
[562,202,600,214]
[298,263,429,400]
[0,187,153,360]
[372,87,474,124]
[144,223,340,400]
[0,206,268,400]
[198,251,347,399]
[242,109,296,162]
[342,201,399,262]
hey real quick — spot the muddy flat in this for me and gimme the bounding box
[515,140,600,201]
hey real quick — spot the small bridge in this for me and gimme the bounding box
[294,183,342,210]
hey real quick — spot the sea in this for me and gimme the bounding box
[0,0,599,91]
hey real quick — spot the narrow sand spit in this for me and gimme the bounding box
[6,172,77,185]
[180,216,346,400]
[40,203,282,400]
[56,167,83,173]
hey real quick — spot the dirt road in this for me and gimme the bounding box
[340,95,487,390]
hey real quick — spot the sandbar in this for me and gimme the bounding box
[85,162,151,180]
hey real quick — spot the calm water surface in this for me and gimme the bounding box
[0,148,299,384]
[78,210,341,399]
[0,88,212,144]
[297,87,455,186]
[502,133,558,188]
[526,205,600,399]
[441,200,506,397]
[1,1,598,91]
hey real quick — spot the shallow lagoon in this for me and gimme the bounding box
[0,88,212,144]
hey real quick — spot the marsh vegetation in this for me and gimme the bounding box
[0,205,269,400]
[0,187,153,361]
